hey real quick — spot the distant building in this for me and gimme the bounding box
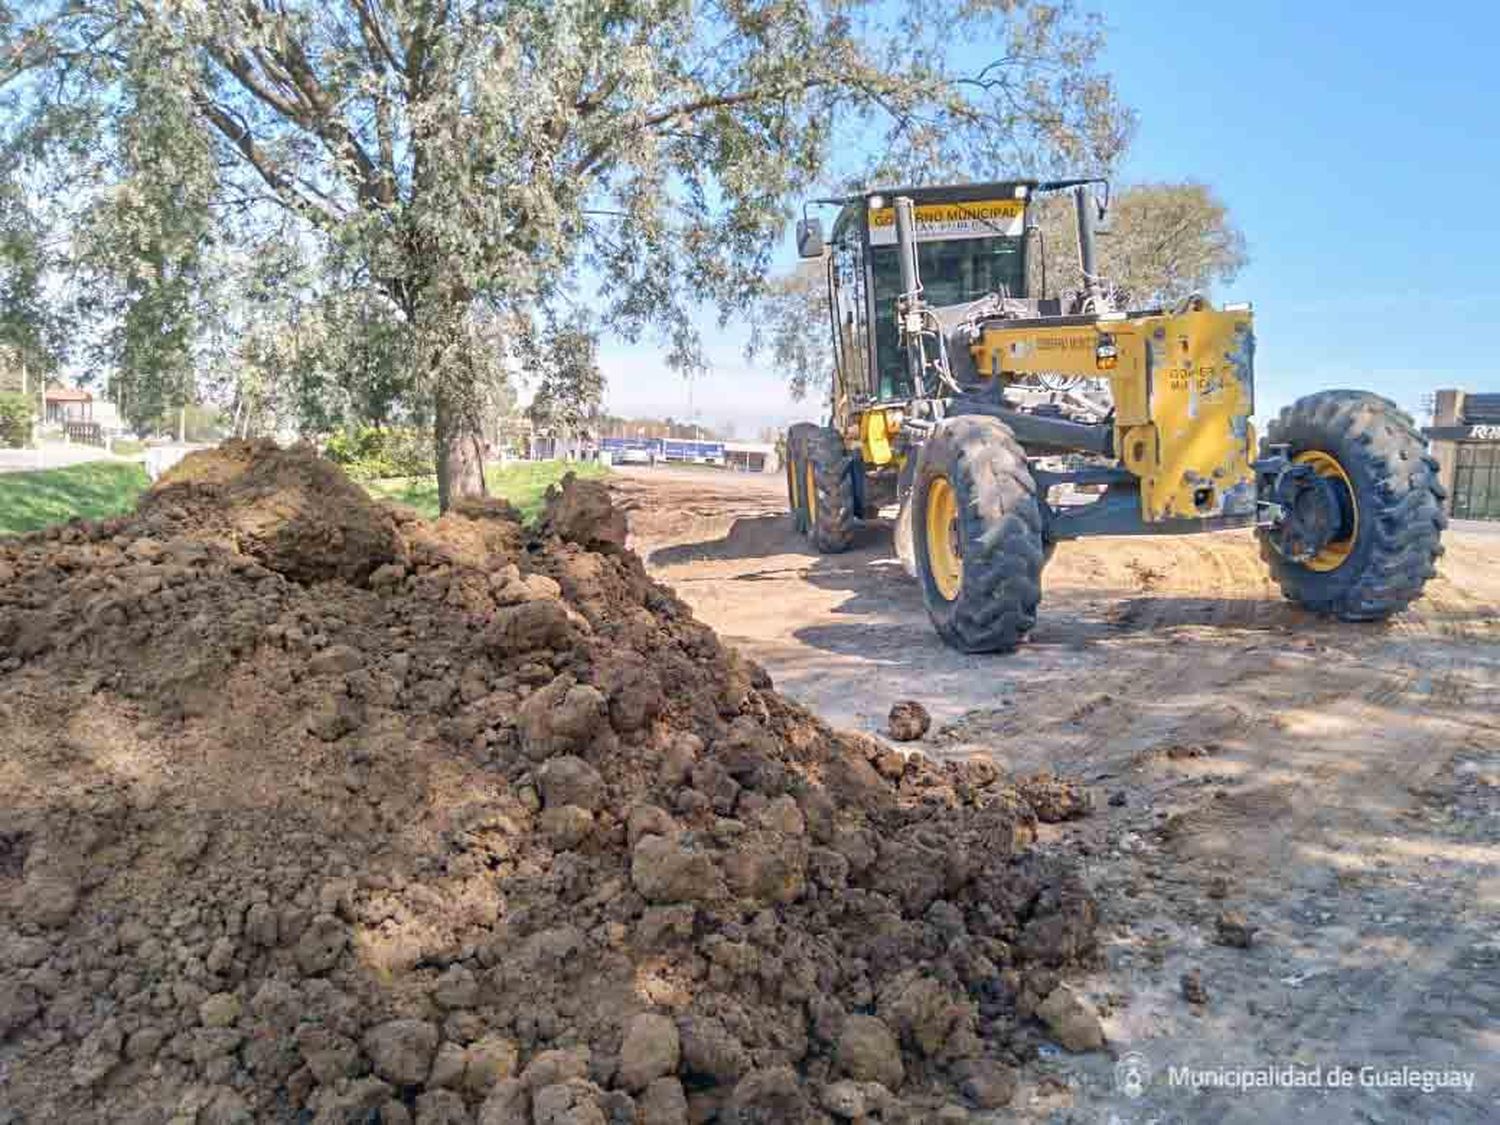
[44,385,93,424]
[723,441,779,473]
[1424,389,1500,521]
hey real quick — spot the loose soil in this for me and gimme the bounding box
[0,443,1108,1125]
[618,464,1500,1123]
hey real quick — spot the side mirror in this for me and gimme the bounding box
[796,217,825,259]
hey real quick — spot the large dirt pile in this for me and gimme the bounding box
[0,443,1100,1125]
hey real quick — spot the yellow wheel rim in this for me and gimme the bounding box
[805,461,817,528]
[925,476,962,600]
[1294,450,1358,572]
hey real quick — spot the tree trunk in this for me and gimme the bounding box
[435,385,488,512]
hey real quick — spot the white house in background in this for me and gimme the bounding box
[43,385,92,424]
[724,441,778,473]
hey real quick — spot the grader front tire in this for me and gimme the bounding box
[1258,390,1446,621]
[911,416,1046,653]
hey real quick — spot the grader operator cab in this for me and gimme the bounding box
[785,180,1446,652]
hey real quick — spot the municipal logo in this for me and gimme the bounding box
[1115,1051,1152,1099]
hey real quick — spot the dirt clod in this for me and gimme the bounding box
[637,1077,688,1125]
[541,472,628,552]
[955,1058,1017,1109]
[819,1079,866,1118]
[836,1014,905,1089]
[1215,910,1257,948]
[1181,968,1209,1005]
[618,1012,680,1091]
[1035,984,1105,1052]
[1016,772,1093,822]
[539,754,607,811]
[367,1019,441,1086]
[887,700,931,741]
[199,992,242,1028]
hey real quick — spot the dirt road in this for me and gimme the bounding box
[613,464,1500,1123]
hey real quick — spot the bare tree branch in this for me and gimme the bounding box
[195,96,345,229]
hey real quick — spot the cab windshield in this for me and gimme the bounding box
[870,236,1025,399]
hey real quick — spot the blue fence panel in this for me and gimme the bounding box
[600,436,724,462]
[661,439,724,462]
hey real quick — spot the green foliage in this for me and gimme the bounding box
[364,460,606,522]
[757,263,834,401]
[0,461,149,535]
[74,31,218,437]
[0,390,34,447]
[325,426,436,482]
[524,323,605,436]
[223,230,426,440]
[0,180,66,384]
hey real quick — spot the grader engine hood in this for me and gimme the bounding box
[974,305,1259,522]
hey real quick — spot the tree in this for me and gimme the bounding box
[0,178,65,397]
[6,1,1128,507]
[1033,181,1247,306]
[525,322,605,444]
[758,260,834,402]
[69,30,218,436]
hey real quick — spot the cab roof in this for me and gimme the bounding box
[824,177,1102,242]
[858,179,1039,204]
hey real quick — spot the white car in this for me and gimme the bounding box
[618,448,654,465]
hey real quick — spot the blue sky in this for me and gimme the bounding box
[599,1,1500,435]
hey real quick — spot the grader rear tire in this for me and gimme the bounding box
[1258,390,1446,620]
[912,415,1045,653]
[803,426,857,553]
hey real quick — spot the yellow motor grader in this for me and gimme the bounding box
[785,180,1446,652]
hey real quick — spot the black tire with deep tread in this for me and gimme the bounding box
[912,415,1046,652]
[803,426,857,553]
[1258,390,1446,621]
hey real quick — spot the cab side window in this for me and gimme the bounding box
[831,232,872,400]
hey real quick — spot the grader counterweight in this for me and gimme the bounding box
[785,180,1446,652]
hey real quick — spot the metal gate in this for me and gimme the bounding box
[1452,442,1500,520]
